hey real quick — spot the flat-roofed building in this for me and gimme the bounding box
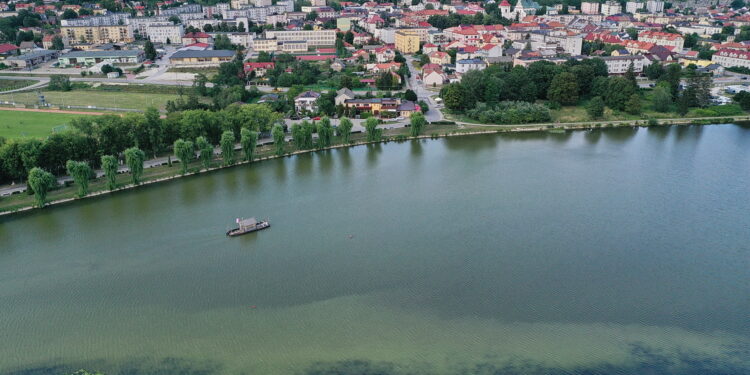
[62,24,134,44]
[395,29,420,53]
[263,29,335,46]
[58,50,145,66]
[169,49,235,67]
[146,22,183,44]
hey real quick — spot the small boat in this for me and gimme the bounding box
[226,217,270,237]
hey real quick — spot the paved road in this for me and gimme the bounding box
[405,56,443,122]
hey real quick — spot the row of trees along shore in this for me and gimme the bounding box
[5,106,428,208]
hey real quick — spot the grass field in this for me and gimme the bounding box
[0,111,91,139]
[0,89,182,110]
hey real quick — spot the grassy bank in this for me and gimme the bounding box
[0,118,743,216]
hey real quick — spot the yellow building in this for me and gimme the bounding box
[395,30,420,54]
[62,25,134,44]
[169,50,236,67]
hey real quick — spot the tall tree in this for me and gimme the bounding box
[291,123,305,149]
[625,94,641,115]
[220,131,235,166]
[337,117,353,144]
[143,107,163,157]
[65,160,91,198]
[364,117,381,142]
[144,40,157,61]
[652,85,672,112]
[124,147,145,185]
[27,167,55,208]
[101,155,118,190]
[240,128,257,162]
[316,117,334,148]
[272,124,286,156]
[586,96,605,119]
[409,112,426,137]
[195,136,213,169]
[547,72,580,105]
[173,139,194,175]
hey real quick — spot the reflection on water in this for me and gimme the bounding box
[1,125,749,375]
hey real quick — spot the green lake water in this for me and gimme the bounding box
[1,125,749,375]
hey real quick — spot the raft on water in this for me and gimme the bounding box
[227,217,270,237]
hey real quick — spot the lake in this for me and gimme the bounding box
[1,125,749,375]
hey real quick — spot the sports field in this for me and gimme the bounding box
[0,110,91,139]
[0,90,181,111]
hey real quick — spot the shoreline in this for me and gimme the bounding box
[2,117,747,217]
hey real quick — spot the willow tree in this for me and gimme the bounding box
[65,160,92,198]
[173,139,194,175]
[272,124,285,156]
[291,123,304,149]
[195,136,213,169]
[101,155,118,190]
[317,117,333,148]
[220,131,235,166]
[364,117,381,142]
[409,112,427,137]
[27,167,55,208]
[124,147,146,185]
[300,120,314,149]
[240,128,258,162]
[338,117,353,144]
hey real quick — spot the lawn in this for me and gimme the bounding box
[0,89,182,111]
[0,111,91,139]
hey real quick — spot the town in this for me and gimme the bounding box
[4,0,750,209]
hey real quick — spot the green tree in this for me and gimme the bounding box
[316,117,333,148]
[586,96,605,119]
[101,155,118,190]
[240,128,257,161]
[625,94,641,115]
[220,131,235,166]
[677,91,691,116]
[144,40,157,61]
[441,83,469,111]
[733,91,750,109]
[195,136,213,169]
[645,63,665,80]
[364,117,381,142]
[48,75,71,91]
[409,112,426,137]
[404,89,418,102]
[51,36,64,50]
[547,72,580,105]
[173,139,194,174]
[652,84,672,112]
[124,147,145,185]
[605,77,637,111]
[272,124,286,156]
[65,160,91,197]
[27,167,55,208]
[660,63,682,98]
[337,117,353,143]
[291,123,305,149]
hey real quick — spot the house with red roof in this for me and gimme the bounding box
[638,31,684,50]
[244,62,275,77]
[428,51,450,65]
[422,43,438,54]
[0,43,18,59]
[374,46,395,63]
[182,32,212,45]
[712,48,750,68]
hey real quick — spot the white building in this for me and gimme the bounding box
[712,48,750,69]
[600,55,649,74]
[626,1,644,13]
[601,1,622,16]
[146,22,183,44]
[456,58,487,74]
[646,0,664,13]
[264,29,336,46]
[581,1,600,14]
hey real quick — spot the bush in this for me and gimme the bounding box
[647,118,658,127]
[465,101,551,124]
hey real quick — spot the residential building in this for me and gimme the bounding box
[600,55,649,74]
[0,43,18,59]
[335,87,355,106]
[263,29,336,46]
[456,58,487,74]
[601,1,622,16]
[169,49,235,67]
[62,24,135,44]
[295,90,321,113]
[625,1,643,13]
[244,62,275,77]
[342,97,418,118]
[638,31,684,50]
[581,1,600,14]
[646,0,664,13]
[712,48,750,68]
[395,30,420,53]
[146,23,183,44]
[58,50,145,66]
[428,51,451,65]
